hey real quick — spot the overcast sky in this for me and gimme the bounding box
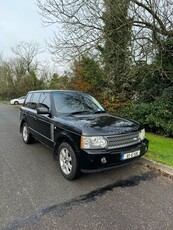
[0,0,60,69]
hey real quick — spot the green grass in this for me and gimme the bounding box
[0,100,10,104]
[146,133,173,167]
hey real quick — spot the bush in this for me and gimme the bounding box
[115,87,173,137]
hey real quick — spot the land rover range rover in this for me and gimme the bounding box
[20,90,149,180]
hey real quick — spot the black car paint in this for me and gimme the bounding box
[20,90,149,173]
[60,113,141,136]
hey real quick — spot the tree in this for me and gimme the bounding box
[37,0,104,61]
[70,55,123,110]
[49,73,71,89]
[0,59,15,99]
[37,0,173,110]
[0,53,46,99]
[71,55,105,95]
[37,0,133,103]
[37,0,173,62]
[100,0,132,99]
[11,41,43,73]
[130,37,173,103]
[130,0,173,62]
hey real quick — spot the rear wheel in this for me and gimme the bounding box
[14,101,19,105]
[58,142,80,180]
[22,123,34,144]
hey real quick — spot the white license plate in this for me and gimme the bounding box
[121,150,140,160]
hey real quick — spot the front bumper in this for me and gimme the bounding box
[79,139,149,172]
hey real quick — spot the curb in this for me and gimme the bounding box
[138,157,173,180]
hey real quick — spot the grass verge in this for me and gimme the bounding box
[0,100,10,104]
[146,133,173,167]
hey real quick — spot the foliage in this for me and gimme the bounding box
[101,0,132,99]
[0,63,15,100]
[0,43,45,100]
[130,63,167,102]
[156,38,173,69]
[129,37,173,103]
[154,37,173,87]
[116,87,173,137]
[48,73,71,90]
[72,56,104,92]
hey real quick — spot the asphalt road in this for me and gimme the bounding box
[0,103,173,230]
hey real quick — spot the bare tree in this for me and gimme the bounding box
[11,41,43,73]
[131,0,173,37]
[37,0,104,61]
[37,0,173,63]
[130,0,173,62]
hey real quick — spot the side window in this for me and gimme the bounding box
[24,93,32,108]
[38,93,51,109]
[30,93,41,110]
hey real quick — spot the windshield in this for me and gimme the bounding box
[53,92,105,114]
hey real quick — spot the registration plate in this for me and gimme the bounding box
[121,150,140,160]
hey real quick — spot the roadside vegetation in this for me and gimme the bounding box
[0,1,173,164]
[146,133,173,167]
[0,100,9,104]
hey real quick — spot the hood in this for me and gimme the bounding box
[57,113,141,136]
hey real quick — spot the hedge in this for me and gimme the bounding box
[115,87,173,137]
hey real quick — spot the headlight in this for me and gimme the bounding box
[80,136,108,149]
[139,129,145,140]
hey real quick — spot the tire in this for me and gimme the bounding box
[58,142,80,180]
[14,101,19,105]
[22,122,35,144]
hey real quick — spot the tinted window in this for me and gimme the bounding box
[30,93,41,110]
[24,93,32,107]
[53,92,104,114]
[38,93,50,109]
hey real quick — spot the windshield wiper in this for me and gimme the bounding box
[92,110,106,114]
[70,110,91,115]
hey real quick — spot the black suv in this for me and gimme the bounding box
[20,90,149,180]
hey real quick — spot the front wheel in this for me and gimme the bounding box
[14,101,19,105]
[22,123,34,144]
[58,142,80,180]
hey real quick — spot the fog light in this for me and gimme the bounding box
[101,157,107,164]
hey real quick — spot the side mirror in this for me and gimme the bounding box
[37,107,51,115]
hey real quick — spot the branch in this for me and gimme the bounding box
[131,0,167,33]
[133,20,173,37]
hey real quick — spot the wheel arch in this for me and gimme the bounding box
[53,132,80,161]
[14,101,19,105]
[20,119,27,133]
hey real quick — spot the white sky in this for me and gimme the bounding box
[0,0,62,71]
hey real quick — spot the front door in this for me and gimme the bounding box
[34,93,54,148]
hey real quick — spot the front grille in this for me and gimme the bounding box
[106,132,140,149]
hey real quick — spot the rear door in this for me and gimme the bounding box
[25,92,41,139]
